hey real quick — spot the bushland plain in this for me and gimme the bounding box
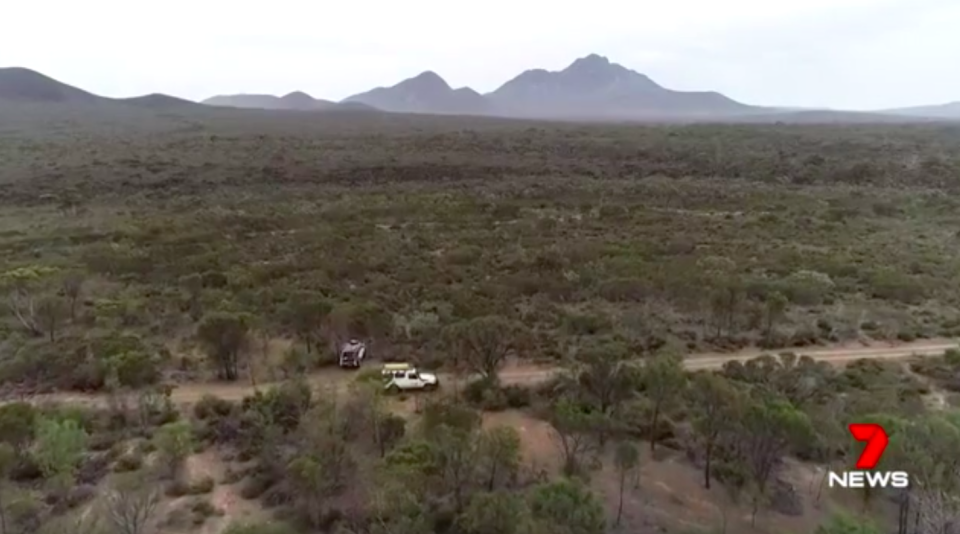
[1,104,960,534]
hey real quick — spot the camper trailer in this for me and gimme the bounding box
[338,339,366,368]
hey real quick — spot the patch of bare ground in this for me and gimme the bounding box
[483,409,558,475]
[159,450,266,534]
[483,409,897,534]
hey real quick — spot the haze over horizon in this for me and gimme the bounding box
[4,0,959,111]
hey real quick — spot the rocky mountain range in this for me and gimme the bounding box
[1,55,958,123]
[343,71,491,116]
[483,54,749,119]
[211,54,758,120]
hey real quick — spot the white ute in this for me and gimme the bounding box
[382,363,439,392]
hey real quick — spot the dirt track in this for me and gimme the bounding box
[498,341,958,385]
[16,339,958,408]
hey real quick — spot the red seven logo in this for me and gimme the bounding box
[848,423,890,469]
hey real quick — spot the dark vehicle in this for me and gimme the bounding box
[338,339,366,368]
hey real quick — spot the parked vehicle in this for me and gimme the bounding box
[339,339,366,368]
[381,362,439,392]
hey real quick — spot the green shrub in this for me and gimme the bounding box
[223,521,301,534]
[463,378,495,405]
[239,475,275,500]
[502,385,533,408]
[165,479,190,497]
[113,453,143,472]
[194,394,236,420]
[191,498,222,524]
[189,476,216,495]
[110,350,161,388]
[481,387,509,412]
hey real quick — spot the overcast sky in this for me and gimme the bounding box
[3,0,958,110]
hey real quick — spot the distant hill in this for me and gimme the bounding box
[0,67,199,113]
[202,91,373,112]
[486,54,758,119]
[721,109,936,124]
[203,94,288,110]
[3,60,956,125]
[119,93,201,110]
[879,102,960,119]
[341,54,760,119]
[0,67,102,104]
[344,71,491,115]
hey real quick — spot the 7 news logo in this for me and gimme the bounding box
[827,423,910,489]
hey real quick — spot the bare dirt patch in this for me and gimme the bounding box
[481,409,896,534]
[160,451,267,534]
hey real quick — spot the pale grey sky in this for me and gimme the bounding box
[3,0,958,110]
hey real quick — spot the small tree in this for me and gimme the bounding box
[613,441,640,526]
[0,402,37,454]
[444,316,526,382]
[0,443,15,534]
[433,423,481,513]
[2,266,57,336]
[640,352,686,451]
[282,292,331,354]
[459,491,531,534]
[571,343,639,446]
[477,426,522,491]
[708,278,743,338]
[35,296,67,343]
[546,398,602,478]
[350,382,406,458]
[153,420,193,482]
[573,343,638,415]
[686,372,742,489]
[179,273,204,321]
[105,471,161,534]
[61,272,84,322]
[529,479,606,534]
[764,291,788,340]
[197,311,252,381]
[32,417,87,491]
[325,300,393,352]
[737,393,813,525]
[287,401,357,528]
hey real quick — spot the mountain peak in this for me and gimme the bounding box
[282,91,313,100]
[119,93,197,109]
[563,54,624,78]
[407,71,450,89]
[568,54,611,69]
[343,69,487,115]
[485,53,750,118]
[0,66,100,103]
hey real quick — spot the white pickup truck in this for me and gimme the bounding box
[382,363,439,392]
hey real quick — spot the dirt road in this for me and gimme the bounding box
[495,341,957,385]
[18,339,957,408]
